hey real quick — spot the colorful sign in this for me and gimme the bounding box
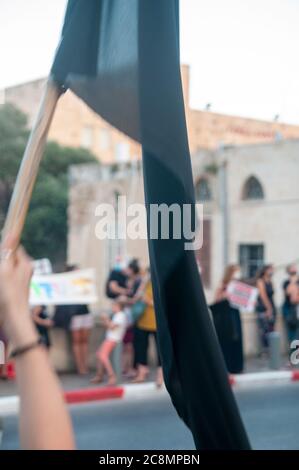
[33,258,52,275]
[30,269,98,306]
[226,280,258,313]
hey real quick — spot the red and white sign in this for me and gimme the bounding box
[226,280,258,313]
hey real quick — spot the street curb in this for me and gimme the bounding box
[65,386,124,404]
[1,371,299,417]
[0,396,19,417]
[0,382,162,417]
[229,369,299,386]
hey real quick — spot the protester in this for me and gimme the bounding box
[132,276,163,386]
[122,259,143,376]
[211,265,244,374]
[0,242,74,449]
[282,264,299,346]
[105,259,130,299]
[105,258,141,300]
[256,264,276,355]
[105,258,142,376]
[54,302,92,375]
[91,299,127,385]
[32,305,53,349]
[128,259,143,294]
[54,265,93,375]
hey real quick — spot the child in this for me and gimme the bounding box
[91,300,127,385]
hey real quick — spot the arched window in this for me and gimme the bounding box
[195,177,212,202]
[242,176,264,201]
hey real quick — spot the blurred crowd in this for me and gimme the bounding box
[92,258,163,387]
[1,257,299,382]
[211,262,299,374]
[1,258,163,386]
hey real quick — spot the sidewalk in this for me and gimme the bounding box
[0,355,296,398]
[1,355,299,418]
[0,367,159,398]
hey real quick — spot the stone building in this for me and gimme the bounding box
[3,65,299,163]
[67,139,299,356]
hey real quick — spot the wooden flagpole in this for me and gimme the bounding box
[2,78,63,250]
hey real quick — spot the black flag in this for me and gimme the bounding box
[51,0,250,449]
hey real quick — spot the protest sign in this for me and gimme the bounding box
[30,268,98,306]
[33,258,52,275]
[226,280,258,313]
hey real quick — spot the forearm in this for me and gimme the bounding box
[8,311,75,450]
[214,288,226,303]
[107,321,117,330]
[16,347,75,450]
[261,295,272,311]
[32,316,48,326]
[0,245,75,450]
[144,296,154,307]
[109,282,128,296]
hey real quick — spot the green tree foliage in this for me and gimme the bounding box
[0,104,98,266]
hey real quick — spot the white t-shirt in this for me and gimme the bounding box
[106,311,127,343]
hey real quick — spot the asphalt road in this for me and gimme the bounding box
[2,382,299,450]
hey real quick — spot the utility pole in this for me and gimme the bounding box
[219,159,229,269]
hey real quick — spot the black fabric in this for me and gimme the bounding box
[134,327,161,367]
[35,307,51,349]
[283,279,292,309]
[52,0,140,141]
[129,277,142,297]
[256,280,276,314]
[282,279,299,329]
[53,304,89,329]
[283,304,298,329]
[210,300,244,374]
[53,305,73,329]
[74,304,89,315]
[105,269,128,299]
[51,0,250,450]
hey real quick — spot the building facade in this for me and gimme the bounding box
[192,140,299,302]
[3,65,299,163]
[67,139,299,355]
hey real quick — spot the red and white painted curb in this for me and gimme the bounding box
[0,382,162,417]
[229,369,299,386]
[1,370,299,417]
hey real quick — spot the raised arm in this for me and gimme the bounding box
[0,243,75,450]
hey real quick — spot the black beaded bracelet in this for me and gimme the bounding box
[10,337,43,359]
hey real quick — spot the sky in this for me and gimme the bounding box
[1,0,299,123]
